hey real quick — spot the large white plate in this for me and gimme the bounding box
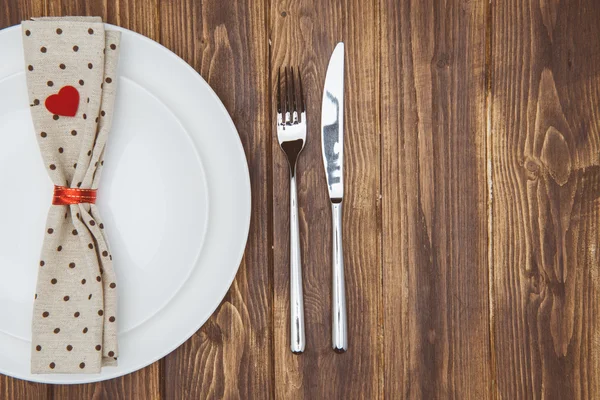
[0,24,251,384]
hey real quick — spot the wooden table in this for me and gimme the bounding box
[2,0,600,398]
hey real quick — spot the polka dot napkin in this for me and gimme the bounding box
[22,17,120,374]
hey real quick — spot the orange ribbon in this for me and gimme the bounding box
[52,186,97,205]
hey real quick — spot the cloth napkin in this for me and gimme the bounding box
[22,17,120,374]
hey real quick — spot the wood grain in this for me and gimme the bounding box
[159,0,272,398]
[53,368,161,400]
[3,0,600,398]
[381,0,491,398]
[270,0,381,398]
[490,0,600,398]
[0,0,43,28]
[0,376,49,400]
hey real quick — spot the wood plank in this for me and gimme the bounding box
[106,0,158,41]
[0,1,53,398]
[491,0,600,398]
[0,0,43,28]
[381,0,491,398]
[0,377,50,400]
[45,0,104,18]
[159,0,273,398]
[43,0,162,398]
[270,1,381,398]
[53,369,161,400]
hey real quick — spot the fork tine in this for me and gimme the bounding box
[297,66,305,116]
[276,68,282,115]
[284,67,291,124]
[290,67,297,113]
[291,67,299,123]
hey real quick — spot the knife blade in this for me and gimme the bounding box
[321,42,347,352]
[321,42,344,202]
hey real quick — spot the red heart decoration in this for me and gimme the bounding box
[45,86,80,117]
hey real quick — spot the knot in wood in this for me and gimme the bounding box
[524,158,541,180]
[541,126,572,185]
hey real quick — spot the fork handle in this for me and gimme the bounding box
[331,202,347,352]
[289,170,305,353]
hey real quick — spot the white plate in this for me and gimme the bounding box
[0,24,251,384]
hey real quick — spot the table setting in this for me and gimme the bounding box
[0,14,349,384]
[2,1,600,399]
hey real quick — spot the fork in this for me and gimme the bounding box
[276,67,306,353]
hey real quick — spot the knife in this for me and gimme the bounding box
[321,42,347,352]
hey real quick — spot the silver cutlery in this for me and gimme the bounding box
[321,43,347,352]
[276,67,306,353]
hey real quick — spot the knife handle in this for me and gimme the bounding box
[331,202,348,352]
[289,171,305,353]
